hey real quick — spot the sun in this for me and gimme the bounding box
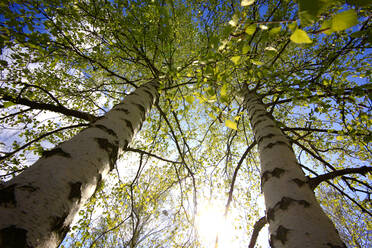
[196,200,236,247]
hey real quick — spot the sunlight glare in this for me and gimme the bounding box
[196,200,235,247]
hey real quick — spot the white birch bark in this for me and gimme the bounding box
[0,80,159,248]
[245,91,346,248]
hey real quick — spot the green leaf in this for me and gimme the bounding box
[331,10,358,32]
[230,56,241,65]
[221,83,229,103]
[241,0,254,6]
[269,26,281,35]
[229,14,239,27]
[298,0,333,24]
[290,29,312,44]
[206,87,215,96]
[221,83,228,97]
[250,59,264,66]
[265,46,277,52]
[245,25,256,35]
[225,120,237,130]
[242,44,250,54]
[3,102,16,108]
[185,96,194,104]
[221,96,229,104]
[320,19,333,35]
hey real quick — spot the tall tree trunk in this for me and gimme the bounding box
[245,90,346,248]
[0,80,159,248]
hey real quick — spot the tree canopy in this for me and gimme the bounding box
[0,0,371,247]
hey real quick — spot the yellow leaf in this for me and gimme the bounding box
[320,19,333,35]
[331,10,358,32]
[208,113,215,119]
[225,120,237,130]
[242,44,250,54]
[185,95,194,104]
[221,83,228,97]
[290,29,312,44]
[207,95,216,102]
[245,24,256,35]
[241,0,254,6]
[230,56,241,65]
[196,95,207,103]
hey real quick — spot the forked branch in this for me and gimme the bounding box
[309,166,372,190]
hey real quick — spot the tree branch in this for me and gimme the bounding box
[309,166,372,190]
[0,107,32,121]
[155,103,198,217]
[18,82,64,107]
[299,163,372,217]
[126,147,182,164]
[248,216,268,248]
[326,180,372,217]
[224,141,257,216]
[88,215,131,248]
[162,80,198,90]
[291,137,337,171]
[0,123,88,161]
[282,126,369,137]
[1,93,98,122]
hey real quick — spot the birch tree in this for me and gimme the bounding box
[213,1,371,247]
[0,79,160,248]
[245,90,346,247]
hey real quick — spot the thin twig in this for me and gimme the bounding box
[126,147,182,164]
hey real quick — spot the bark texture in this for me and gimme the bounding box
[245,91,346,248]
[0,80,159,248]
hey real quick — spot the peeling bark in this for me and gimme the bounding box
[245,91,346,248]
[0,80,159,248]
[0,184,17,208]
[0,225,29,248]
[42,148,71,158]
